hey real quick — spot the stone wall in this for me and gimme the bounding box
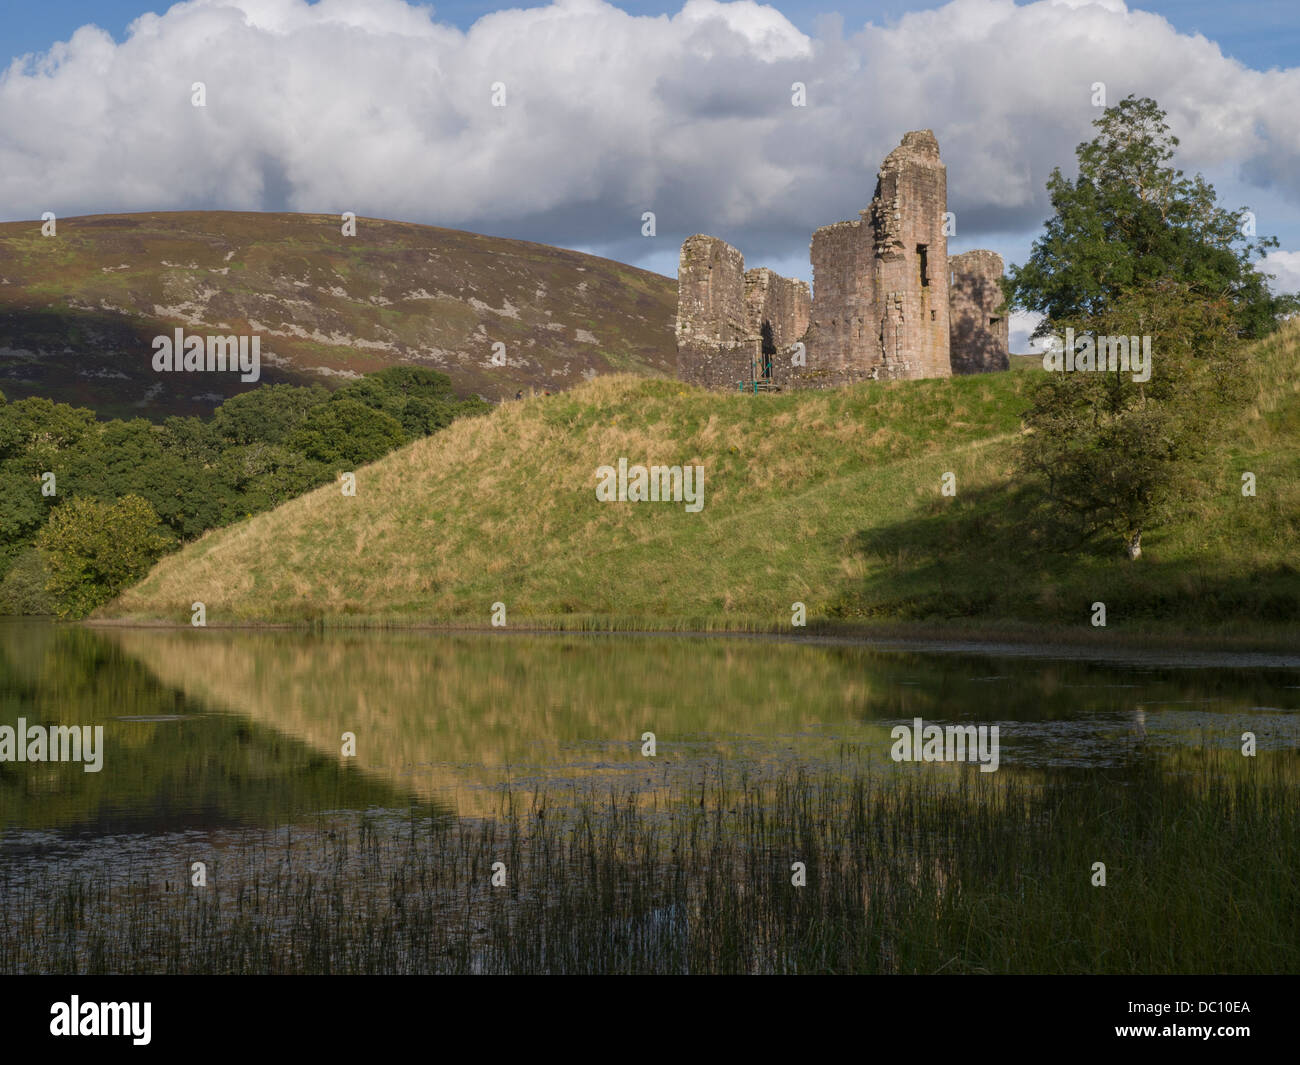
[744,267,811,386]
[801,221,866,387]
[675,234,811,390]
[675,235,748,346]
[744,268,811,350]
[674,235,750,389]
[949,249,1010,374]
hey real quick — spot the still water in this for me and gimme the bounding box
[4,620,1298,973]
[2,619,1297,842]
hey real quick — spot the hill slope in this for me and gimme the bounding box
[106,321,1300,637]
[0,212,676,418]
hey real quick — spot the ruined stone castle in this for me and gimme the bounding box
[675,130,1009,390]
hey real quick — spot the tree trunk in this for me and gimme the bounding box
[1126,530,1142,561]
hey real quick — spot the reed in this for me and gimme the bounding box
[4,747,1296,974]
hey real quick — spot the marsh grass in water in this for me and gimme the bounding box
[3,749,1297,974]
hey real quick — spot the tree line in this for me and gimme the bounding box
[0,367,488,617]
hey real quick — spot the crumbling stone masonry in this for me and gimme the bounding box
[948,250,1010,374]
[674,236,811,390]
[676,130,1007,390]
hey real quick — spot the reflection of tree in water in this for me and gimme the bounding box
[0,622,420,835]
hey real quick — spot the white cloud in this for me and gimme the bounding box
[1260,250,1300,296]
[1,0,1297,273]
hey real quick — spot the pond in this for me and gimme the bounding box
[2,620,1297,973]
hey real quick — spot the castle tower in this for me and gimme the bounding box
[674,235,752,389]
[948,250,1010,374]
[804,130,951,384]
[869,130,951,380]
[805,219,869,385]
[675,235,810,390]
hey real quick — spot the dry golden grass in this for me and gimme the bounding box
[106,321,1300,636]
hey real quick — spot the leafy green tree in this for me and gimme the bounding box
[1020,281,1244,559]
[0,369,481,614]
[159,415,218,462]
[0,461,48,578]
[145,463,238,540]
[1010,98,1284,559]
[398,395,455,436]
[218,442,332,515]
[37,495,172,618]
[0,396,97,474]
[286,397,407,468]
[335,366,489,437]
[400,393,490,436]
[341,366,457,403]
[0,548,54,615]
[1007,96,1295,340]
[63,418,164,487]
[211,383,330,446]
[0,396,96,578]
[54,419,233,539]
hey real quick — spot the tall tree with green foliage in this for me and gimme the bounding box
[0,396,97,578]
[0,396,97,475]
[287,397,408,468]
[1009,98,1280,560]
[335,366,490,436]
[210,383,330,446]
[1008,96,1295,340]
[1020,281,1243,560]
[0,366,490,614]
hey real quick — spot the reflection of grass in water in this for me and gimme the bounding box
[3,749,1297,974]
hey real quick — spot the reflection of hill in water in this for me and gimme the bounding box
[8,622,1290,831]
[104,629,1298,811]
[108,630,897,812]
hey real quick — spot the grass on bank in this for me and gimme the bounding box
[104,321,1300,636]
[4,750,1297,974]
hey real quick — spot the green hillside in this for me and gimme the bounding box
[104,320,1300,640]
[0,211,676,419]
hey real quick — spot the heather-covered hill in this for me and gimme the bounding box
[0,211,676,419]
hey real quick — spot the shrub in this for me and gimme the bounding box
[37,495,172,618]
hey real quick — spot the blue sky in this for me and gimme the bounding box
[8,1,1299,70]
[3,0,1298,349]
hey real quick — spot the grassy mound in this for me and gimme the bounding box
[105,321,1300,638]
